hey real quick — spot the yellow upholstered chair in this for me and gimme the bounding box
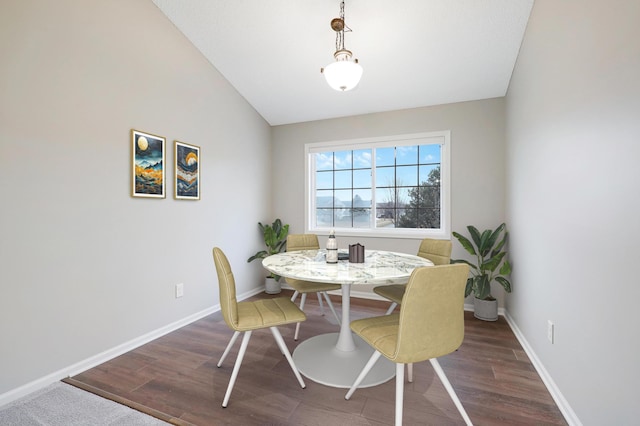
[285,234,341,340]
[212,247,306,407]
[345,263,472,426]
[373,238,453,383]
[374,238,453,316]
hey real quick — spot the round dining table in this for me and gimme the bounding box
[262,249,433,388]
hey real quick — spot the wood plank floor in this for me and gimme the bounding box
[66,291,567,425]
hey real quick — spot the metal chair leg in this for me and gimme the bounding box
[430,358,473,425]
[317,292,325,315]
[322,291,341,325]
[385,302,398,315]
[222,331,252,407]
[395,363,404,426]
[407,363,413,382]
[217,330,240,367]
[345,350,383,400]
[270,327,306,389]
[294,293,307,340]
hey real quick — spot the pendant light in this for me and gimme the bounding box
[321,1,363,91]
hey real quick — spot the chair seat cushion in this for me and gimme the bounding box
[286,278,341,293]
[373,284,406,304]
[234,298,306,331]
[350,314,400,360]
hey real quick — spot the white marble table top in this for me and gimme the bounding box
[262,249,433,285]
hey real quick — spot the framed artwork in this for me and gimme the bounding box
[131,129,165,198]
[174,141,200,200]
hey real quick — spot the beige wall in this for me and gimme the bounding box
[0,0,271,397]
[271,98,507,297]
[505,0,640,423]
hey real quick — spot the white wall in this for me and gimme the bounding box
[7,1,636,422]
[0,0,271,397]
[505,0,640,423]
[271,99,507,297]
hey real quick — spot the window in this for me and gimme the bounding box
[305,131,450,238]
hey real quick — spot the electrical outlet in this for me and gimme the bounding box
[175,283,184,298]
[547,320,554,344]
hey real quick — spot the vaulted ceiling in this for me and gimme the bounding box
[152,0,534,126]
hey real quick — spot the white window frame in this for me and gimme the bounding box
[305,131,451,239]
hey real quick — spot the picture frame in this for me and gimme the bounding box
[174,140,200,200]
[131,129,166,198]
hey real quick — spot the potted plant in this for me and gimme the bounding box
[247,218,289,294]
[451,223,512,321]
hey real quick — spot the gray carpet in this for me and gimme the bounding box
[0,382,168,425]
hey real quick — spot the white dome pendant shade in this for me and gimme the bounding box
[322,49,363,91]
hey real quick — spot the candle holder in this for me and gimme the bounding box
[349,243,365,263]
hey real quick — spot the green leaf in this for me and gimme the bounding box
[492,231,507,255]
[495,276,512,293]
[263,228,277,253]
[468,226,482,249]
[247,250,268,263]
[475,275,491,299]
[499,259,511,275]
[464,277,474,297]
[452,232,477,256]
[482,251,506,272]
[277,223,289,243]
[489,223,505,243]
[479,229,495,257]
[486,223,505,255]
[451,258,479,271]
[272,218,282,235]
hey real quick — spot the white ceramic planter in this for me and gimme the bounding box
[473,297,498,321]
[264,277,281,294]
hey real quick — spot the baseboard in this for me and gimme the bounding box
[503,311,582,426]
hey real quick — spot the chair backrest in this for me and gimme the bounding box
[393,263,470,364]
[417,238,453,265]
[286,234,320,251]
[212,247,239,330]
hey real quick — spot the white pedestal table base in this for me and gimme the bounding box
[292,332,395,388]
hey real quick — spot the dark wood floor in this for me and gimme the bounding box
[66,291,567,425]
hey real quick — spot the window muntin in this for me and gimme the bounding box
[306,132,450,238]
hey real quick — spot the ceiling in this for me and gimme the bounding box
[152,0,534,126]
